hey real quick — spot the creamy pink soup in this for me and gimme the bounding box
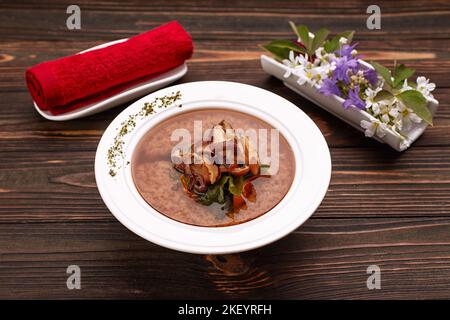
[131,109,296,227]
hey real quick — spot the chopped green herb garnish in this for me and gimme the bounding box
[107,91,182,177]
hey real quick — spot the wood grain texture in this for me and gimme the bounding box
[3,218,450,299]
[0,0,449,299]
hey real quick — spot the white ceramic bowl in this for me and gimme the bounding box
[95,81,331,254]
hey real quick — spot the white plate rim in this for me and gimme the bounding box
[95,81,331,254]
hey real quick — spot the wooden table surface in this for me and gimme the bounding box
[1,0,449,299]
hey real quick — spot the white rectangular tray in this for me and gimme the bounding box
[261,54,439,151]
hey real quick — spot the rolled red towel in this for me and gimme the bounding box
[26,21,193,115]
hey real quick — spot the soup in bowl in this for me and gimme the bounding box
[131,109,296,227]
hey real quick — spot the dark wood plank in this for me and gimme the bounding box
[3,0,450,12]
[3,218,450,299]
[0,1,449,41]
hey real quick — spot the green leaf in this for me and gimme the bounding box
[196,197,213,206]
[323,30,354,53]
[393,64,415,88]
[207,183,226,204]
[374,89,393,102]
[397,90,433,125]
[217,187,225,204]
[262,39,307,60]
[323,37,339,53]
[288,21,313,54]
[407,80,416,88]
[338,30,355,44]
[288,21,301,39]
[265,40,306,54]
[218,175,231,189]
[196,191,213,205]
[199,175,229,205]
[228,175,244,196]
[370,61,394,87]
[312,28,330,52]
[297,24,312,52]
[203,185,217,204]
[261,43,291,61]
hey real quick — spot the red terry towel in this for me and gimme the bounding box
[26,21,193,115]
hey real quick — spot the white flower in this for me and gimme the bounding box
[371,102,382,116]
[289,54,320,86]
[296,53,309,66]
[339,37,348,45]
[313,48,325,66]
[313,48,337,77]
[388,105,400,118]
[315,65,333,84]
[360,119,387,138]
[416,76,436,99]
[296,65,319,86]
[316,61,335,78]
[364,87,382,110]
[381,112,390,124]
[351,49,358,56]
[396,102,422,131]
[400,79,413,92]
[371,98,391,117]
[314,47,334,63]
[378,98,398,121]
[282,50,298,78]
[283,49,333,86]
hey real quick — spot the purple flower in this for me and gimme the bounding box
[333,56,359,84]
[319,78,341,97]
[343,85,365,110]
[363,68,379,86]
[335,43,358,59]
